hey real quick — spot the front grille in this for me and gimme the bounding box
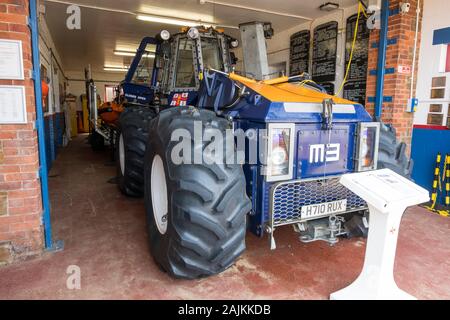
[270,177,367,227]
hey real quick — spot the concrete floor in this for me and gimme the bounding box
[0,135,449,300]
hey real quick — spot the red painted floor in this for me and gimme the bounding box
[0,135,449,300]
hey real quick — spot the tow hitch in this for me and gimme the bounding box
[294,215,347,246]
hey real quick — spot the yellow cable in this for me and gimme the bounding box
[360,3,369,19]
[298,79,317,88]
[335,3,363,97]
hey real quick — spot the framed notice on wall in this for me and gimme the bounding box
[289,30,310,76]
[0,39,24,80]
[312,21,338,83]
[343,13,370,104]
[0,86,27,124]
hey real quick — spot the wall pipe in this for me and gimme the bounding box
[29,0,53,249]
[375,0,390,120]
[410,0,421,99]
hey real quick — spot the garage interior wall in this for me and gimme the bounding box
[266,5,359,90]
[66,70,124,103]
[0,0,44,264]
[365,0,423,149]
[38,12,66,170]
[410,0,450,199]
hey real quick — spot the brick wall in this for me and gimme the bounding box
[366,0,423,151]
[0,0,44,264]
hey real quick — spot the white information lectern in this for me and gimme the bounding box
[330,169,430,300]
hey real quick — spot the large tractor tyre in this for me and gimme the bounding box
[144,106,251,279]
[117,107,156,197]
[377,122,413,178]
[89,131,105,151]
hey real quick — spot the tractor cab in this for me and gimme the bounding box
[122,27,238,108]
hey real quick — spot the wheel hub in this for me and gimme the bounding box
[151,155,168,235]
[119,134,125,175]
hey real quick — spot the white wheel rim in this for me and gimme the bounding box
[151,155,168,235]
[119,134,125,175]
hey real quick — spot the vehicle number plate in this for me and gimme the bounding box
[301,199,347,219]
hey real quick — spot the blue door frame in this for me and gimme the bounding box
[29,0,56,250]
[375,0,390,119]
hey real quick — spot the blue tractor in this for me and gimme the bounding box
[115,25,412,279]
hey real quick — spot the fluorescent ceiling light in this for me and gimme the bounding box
[114,50,155,58]
[104,66,129,72]
[319,2,340,11]
[136,14,213,28]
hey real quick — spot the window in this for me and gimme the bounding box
[105,85,116,102]
[432,76,446,87]
[430,76,446,99]
[175,38,196,88]
[447,104,450,129]
[429,104,443,113]
[131,50,154,85]
[427,103,444,126]
[427,113,444,125]
[201,37,224,71]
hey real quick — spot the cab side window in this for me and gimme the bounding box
[131,45,155,85]
[175,38,196,88]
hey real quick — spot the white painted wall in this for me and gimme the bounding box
[66,70,124,103]
[266,5,359,95]
[39,13,65,115]
[414,0,450,126]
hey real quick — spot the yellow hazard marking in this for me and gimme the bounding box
[438,210,449,217]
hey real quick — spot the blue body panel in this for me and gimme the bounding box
[123,82,154,105]
[217,78,372,237]
[233,118,361,237]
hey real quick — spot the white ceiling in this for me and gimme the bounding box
[43,0,359,75]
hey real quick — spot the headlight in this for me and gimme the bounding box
[187,27,200,39]
[160,30,171,41]
[266,123,295,182]
[355,122,380,171]
[230,39,239,48]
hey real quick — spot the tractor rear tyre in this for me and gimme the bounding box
[377,122,413,178]
[346,123,413,238]
[117,107,156,197]
[144,106,251,279]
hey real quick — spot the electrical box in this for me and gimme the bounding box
[407,98,419,113]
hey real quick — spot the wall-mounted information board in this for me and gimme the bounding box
[0,39,24,80]
[0,85,27,124]
[289,30,310,76]
[343,14,369,104]
[312,21,338,83]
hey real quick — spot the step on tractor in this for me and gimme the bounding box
[108,23,412,279]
